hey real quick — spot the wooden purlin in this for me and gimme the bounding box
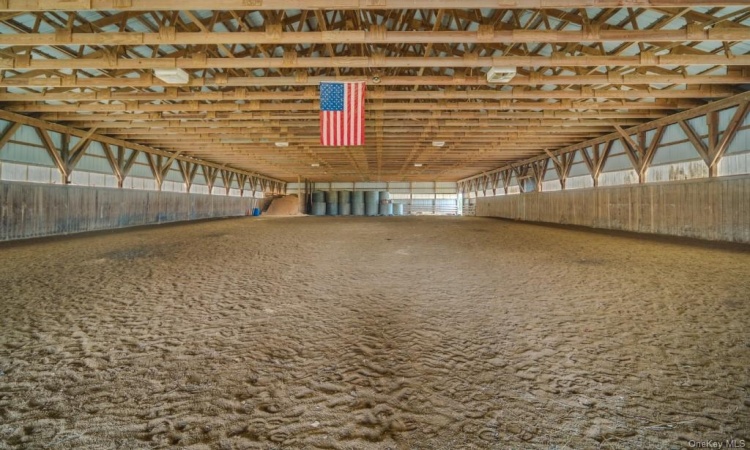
[1,0,746,11]
[3,73,747,88]
[3,27,749,47]
[3,54,749,70]
[0,86,738,102]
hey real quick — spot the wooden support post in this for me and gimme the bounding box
[531,159,549,192]
[709,102,749,175]
[34,127,69,184]
[0,122,21,151]
[203,165,218,194]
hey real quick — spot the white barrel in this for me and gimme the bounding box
[393,203,404,216]
[379,191,391,201]
[311,202,326,216]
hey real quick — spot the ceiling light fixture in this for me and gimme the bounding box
[274,142,289,147]
[311,163,320,167]
[486,66,517,83]
[414,163,423,167]
[153,68,190,84]
[432,141,445,147]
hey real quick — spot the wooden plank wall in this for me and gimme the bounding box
[475,175,750,243]
[0,181,259,241]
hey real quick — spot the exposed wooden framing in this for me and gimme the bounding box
[3,27,749,47]
[0,5,747,183]
[0,122,21,151]
[615,124,666,183]
[458,93,750,193]
[530,159,549,192]
[545,149,575,190]
[34,127,69,183]
[3,54,749,71]
[2,0,744,11]
[177,160,199,192]
[4,99,701,113]
[2,73,746,89]
[202,165,219,194]
[0,110,285,187]
[0,87,736,103]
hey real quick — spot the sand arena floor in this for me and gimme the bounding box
[0,216,748,449]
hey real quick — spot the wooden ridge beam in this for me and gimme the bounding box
[61,120,636,129]
[2,27,748,47]
[0,86,735,102]
[2,1,745,11]
[5,99,700,113]
[3,73,746,88]
[39,111,664,121]
[2,54,748,71]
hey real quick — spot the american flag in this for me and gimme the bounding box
[319,81,366,146]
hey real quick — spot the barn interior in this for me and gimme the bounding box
[0,1,749,449]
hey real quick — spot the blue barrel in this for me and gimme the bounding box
[327,202,339,216]
[378,202,393,216]
[338,191,351,216]
[379,191,391,201]
[326,191,339,203]
[252,207,261,216]
[311,202,326,216]
[364,191,379,216]
[352,202,365,216]
[393,203,404,216]
[351,191,364,203]
[312,191,325,202]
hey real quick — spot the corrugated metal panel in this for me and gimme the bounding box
[726,127,750,154]
[569,160,590,177]
[164,167,184,183]
[719,153,750,176]
[602,153,634,172]
[2,142,57,167]
[86,141,106,157]
[686,115,709,136]
[76,154,116,174]
[599,169,638,186]
[718,105,740,129]
[647,161,708,182]
[566,175,594,190]
[542,180,562,191]
[193,171,207,186]
[651,142,703,166]
[27,165,54,184]
[661,123,687,145]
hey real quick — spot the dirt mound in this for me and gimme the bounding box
[264,194,301,215]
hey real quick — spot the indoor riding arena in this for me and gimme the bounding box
[0,2,749,450]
